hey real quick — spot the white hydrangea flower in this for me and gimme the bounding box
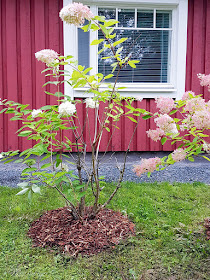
[58,101,76,116]
[31,109,42,118]
[59,3,94,26]
[203,142,210,153]
[57,163,69,172]
[85,98,99,109]
[35,49,59,66]
[0,154,3,159]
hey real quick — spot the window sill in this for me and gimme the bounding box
[73,83,177,99]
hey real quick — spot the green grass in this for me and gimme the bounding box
[0,182,209,280]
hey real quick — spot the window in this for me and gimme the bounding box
[63,0,188,99]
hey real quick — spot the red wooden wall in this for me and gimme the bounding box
[0,0,210,152]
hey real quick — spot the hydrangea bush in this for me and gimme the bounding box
[0,2,210,220]
[132,83,210,177]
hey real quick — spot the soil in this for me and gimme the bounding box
[28,207,135,256]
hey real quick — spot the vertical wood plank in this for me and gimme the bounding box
[185,0,194,91]
[5,0,19,151]
[34,0,47,109]
[204,0,210,101]
[0,0,4,152]
[19,0,33,150]
[98,101,110,152]
[191,0,206,94]
[136,99,148,151]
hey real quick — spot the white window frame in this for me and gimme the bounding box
[63,0,188,100]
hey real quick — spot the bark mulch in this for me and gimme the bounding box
[28,207,135,256]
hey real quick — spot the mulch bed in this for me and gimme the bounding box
[28,207,135,256]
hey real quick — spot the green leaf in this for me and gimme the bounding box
[90,39,104,45]
[41,163,52,169]
[32,184,41,194]
[104,74,114,80]
[105,127,110,132]
[22,167,37,173]
[104,19,118,27]
[188,156,194,162]
[17,182,28,188]
[161,137,167,145]
[18,130,32,137]
[40,105,52,110]
[127,116,137,123]
[112,37,127,47]
[142,114,152,120]
[128,61,136,68]
[169,109,178,115]
[16,188,29,195]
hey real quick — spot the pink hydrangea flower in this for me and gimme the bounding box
[133,157,162,177]
[182,91,195,100]
[146,128,164,142]
[191,110,210,130]
[184,97,206,113]
[197,73,210,91]
[154,114,178,137]
[171,148,187,162]
[35,49,59,66]
[155,97,174,114]
[59,3,94,26]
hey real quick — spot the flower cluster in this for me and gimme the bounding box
[59,3,94,26]
[35,49,59,66]
[57,163,69,172]
[58,101,76,116]
[171,148,187,162]
[182,91,195,101]
[198,73,210,91]
[146,128,164,142]
[85,98,99,109]
[31,109,42,118]
[155,97,174,114]
[133,157,162,177]
[203,142,210,153]
[184,97,206,113]
[154,114,178,136]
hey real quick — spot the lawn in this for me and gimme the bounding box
[0,182,209,280]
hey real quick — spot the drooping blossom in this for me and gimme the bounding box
[155,96,175,114]
[133,157,162,177]
[146,128,164,142]
[58,101,76,116]
[197,73,210,91]
[154,114,178,137]
[203,142,210,153]
[35,49,59,66]
[31,109,42,118]
[191,110,210,130]
[184,97,206,113]
[171,148,187,162]
[59,3,94,26]
[57,163,69,172]
[85,98,99,109]
[0,154,3,159]
[0,98,3,105]
[182,91,195,101]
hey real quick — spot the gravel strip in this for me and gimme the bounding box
[0,152,209,188]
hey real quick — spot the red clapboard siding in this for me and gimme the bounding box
[0,0,209,152]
